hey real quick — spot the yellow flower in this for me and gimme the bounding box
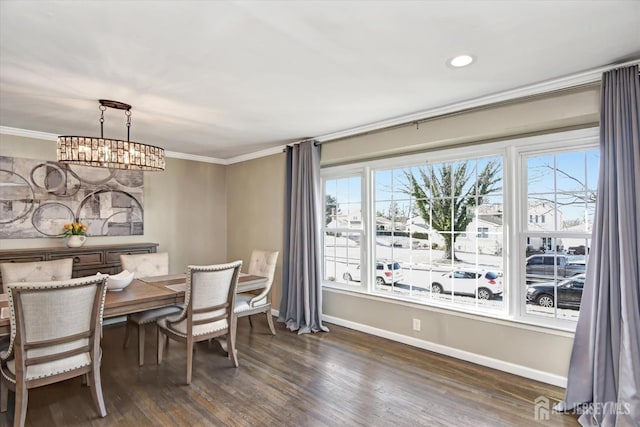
[62,220,87,237]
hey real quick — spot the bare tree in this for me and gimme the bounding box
[527,162,597,221]
[405,161,501,260]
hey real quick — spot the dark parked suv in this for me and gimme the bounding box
[526,274,585,309]
[526,254,585,282]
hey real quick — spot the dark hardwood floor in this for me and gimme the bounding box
[0,318,578,426]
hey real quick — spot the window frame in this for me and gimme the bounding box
[321,166,368,291]
[514,131,599,329]
[321,127,599,331]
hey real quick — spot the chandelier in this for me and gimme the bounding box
[57,100,165,171]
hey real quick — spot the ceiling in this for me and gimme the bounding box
[1,1,639,161]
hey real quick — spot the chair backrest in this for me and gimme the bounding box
[4,275,108,382]
[248,250,278,289]
[0,258,73,293]
[166,261,242,337]
[120,252,169,278]
[247,250,278,304]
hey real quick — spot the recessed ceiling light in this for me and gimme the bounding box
[448,54,475,68]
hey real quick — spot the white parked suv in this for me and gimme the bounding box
[431,269,503,300]
[343,261,404,286]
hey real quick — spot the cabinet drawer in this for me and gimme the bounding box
[73,266,117,278]
[51,251,104,265]
[106,249,152,263]
[0,255,47,264]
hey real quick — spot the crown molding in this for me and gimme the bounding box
[224,144,286,165]
[315,59,638,143]
[0,126,229,165]
[0,125,280,165]
[0,126,57,141]
[2,59,638,165]
[163,150,226,165]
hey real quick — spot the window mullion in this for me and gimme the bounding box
[363,166,373,292]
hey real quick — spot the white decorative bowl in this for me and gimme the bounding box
[107,270,134,292]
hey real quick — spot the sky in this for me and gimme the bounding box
[325,149,599,229]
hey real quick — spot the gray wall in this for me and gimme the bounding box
[322,86,599,165]
[0,134,228,273]
[226,153,285,307]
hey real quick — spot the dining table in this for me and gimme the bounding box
[0,272,268,335]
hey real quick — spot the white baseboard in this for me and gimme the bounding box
[272,308,566,388]
[323,314,567,388]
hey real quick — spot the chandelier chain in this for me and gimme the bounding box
[99,105,106,138]
[125,110,132,141]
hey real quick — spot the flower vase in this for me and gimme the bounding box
[66,235,86,248]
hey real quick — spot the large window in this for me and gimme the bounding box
[322,129,599,329]
[370,157,504,313]
[522,149,599,322]
[323,175,363,288]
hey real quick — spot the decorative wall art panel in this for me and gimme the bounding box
[0,156,144,238]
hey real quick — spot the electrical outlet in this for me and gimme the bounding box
[412,318,421,331]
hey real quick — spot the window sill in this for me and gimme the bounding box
[322,283,576,338]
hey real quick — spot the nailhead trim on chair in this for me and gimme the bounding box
[129,306,183,325]
[1,357,92,382]
[0,364,15,384]
[1,276,108,365]
[169,261,244,327]
[157,318,228,338]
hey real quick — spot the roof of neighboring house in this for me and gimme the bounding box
[479,214,503,226]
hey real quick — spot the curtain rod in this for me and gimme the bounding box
[311,60,639,147]
[281,60,638,153]
[281,138,319,152]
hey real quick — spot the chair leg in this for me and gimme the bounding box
[186,339,193,385]
[0,380,7,412]
[87,368,107,418]
[266,311,276,335]
[123,319,131,349]
[138,324,146,367]
[157,328,165,365]
[229,317,239,368]
[248,315,253,328]
[228,340,239,368]
[14,382,28,427]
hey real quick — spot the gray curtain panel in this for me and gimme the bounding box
[278,141,329,334]
[557,65,639,426]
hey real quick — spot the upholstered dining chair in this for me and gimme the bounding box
[234,250,279,335]
[0,275,108,427]
[157,261,242,385]
[0,258,73,293]
[120,252,182,366]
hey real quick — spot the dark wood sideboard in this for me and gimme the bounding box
[0,242,158,287]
